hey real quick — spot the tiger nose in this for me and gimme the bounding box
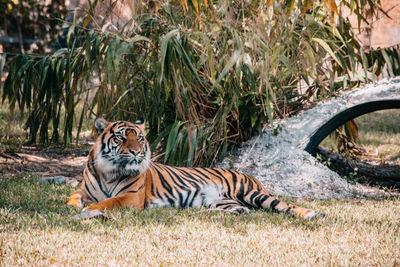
[130,147,140,155]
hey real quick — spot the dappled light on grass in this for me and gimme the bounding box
[0,175,399,265]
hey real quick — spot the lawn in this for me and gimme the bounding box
[357,110,400,164]
[1,105,399,266]
[321,109,400,164]
[1,175,399,266]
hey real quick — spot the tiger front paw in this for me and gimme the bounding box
[72,208,114,220]
[66,198,82,209]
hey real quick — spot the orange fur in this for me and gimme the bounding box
[67,118,321,219]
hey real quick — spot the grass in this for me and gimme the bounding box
[357,110,400,163]
[1,175,399,266]
[321,109,400,163]
[0,100,26,139]
[0,103,399,265]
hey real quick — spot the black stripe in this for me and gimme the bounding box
[161,166,187,207]
[85,181,98,203]
[154,187,162,199]
[182,189,195,208]
[255,194,270,207]
[166,196,175,207]
[185,168,211,184]
[201,168,231,197]
[206,168,227,181]
[126,184,145,194]
[84,169,100,200]
[87,157,109,198]
[229,170,238,190]
[270,199,280,210]
[227,170,238,197]
[150,176,155,195]
[109,174,128,196]
[151,177,157,197]
[177,190,184,208]
[188,188,200,207]
[163,166,189,190]
[154,166,174,194]
[115,178,141,195]
[249,191,259,204]
[236,178,245,204]
[101,133,106,151]
[246,176,254,193]
[178,168,208,186]
[153,165,176,203]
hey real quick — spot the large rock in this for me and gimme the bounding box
[218,77,400,199]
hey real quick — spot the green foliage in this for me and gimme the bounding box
[2,0,400,166]
[0,0,65,53]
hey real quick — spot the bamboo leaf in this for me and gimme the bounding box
[312,38,344,69]
[126,35,151,44]
[381,49,394,77]
[164,121,182,163]
[67,10,77,46]
[278,55,293,73]
[191,0,200,13]
[53,48,69,57]
[180,0,188,12]
[359,48,369,83]
[345,120,359,142]
[187,127,197,166]
[173,37,202,84]
[215,50,241,85]
[159,29,179,85]
[302,0,314,15]
[0,53,6,91]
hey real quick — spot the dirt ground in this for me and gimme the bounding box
[0,135,398,196]
[0,145,89,184]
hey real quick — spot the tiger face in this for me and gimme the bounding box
[92,117,151,178]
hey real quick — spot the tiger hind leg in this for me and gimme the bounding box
[209,199,250,215]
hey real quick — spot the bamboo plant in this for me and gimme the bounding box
[1,0,399,166]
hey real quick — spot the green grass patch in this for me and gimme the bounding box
[1,175,399,265]
[357,110,400,163]
[321,110,400,163]
[0,100,26,139]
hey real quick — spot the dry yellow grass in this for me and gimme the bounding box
[0,175,399,266]
[321,109,400,164]
[357,110,400,164]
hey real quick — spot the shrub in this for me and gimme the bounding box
[2,0,399,166]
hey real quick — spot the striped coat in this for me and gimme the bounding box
[67,118,321,219]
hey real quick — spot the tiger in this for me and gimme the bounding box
[67,117,323,219]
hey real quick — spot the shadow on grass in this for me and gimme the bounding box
[0,175,328,233]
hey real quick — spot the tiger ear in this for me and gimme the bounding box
[134,117,146,133]
[94,117,110,134]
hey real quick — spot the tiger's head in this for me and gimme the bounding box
[91,117,151,179]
